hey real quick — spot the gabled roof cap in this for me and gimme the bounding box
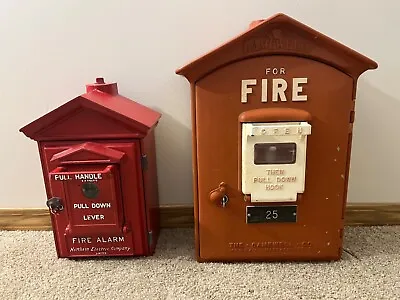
[176,13,378,82]
[20,78,161,141]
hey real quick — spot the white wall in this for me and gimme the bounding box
[0,0,398,208]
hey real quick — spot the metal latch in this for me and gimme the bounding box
[46,197,64,214]
[141,154,148,171]
[209,182,229,208]
[148,231,153,247]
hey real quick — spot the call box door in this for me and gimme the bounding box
[194,55,356,261]
[48,163,135,257]
[49,164,124,234]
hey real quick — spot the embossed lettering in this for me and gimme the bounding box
[241,77,308,103]
[261,79,267,102]
[266,67,286,75]
[228,241,313,253]
[54,174,72,181]
[272,78,288,102]
[253,177,272,183]
[75,173,102,181]
[70,247,90,252]
[72,237,92,244]
[265,184,283,190]
[83,214,105,221]
[265,169,284,175]
[292,78,308,101]
[276,176,297,183]
[229,242,244,248]
[54,173,103,181]
[96,236,125,243]
[73,203,89,209]
[241,79,257,103]
[92,202,111,209]
[243,29,311,54]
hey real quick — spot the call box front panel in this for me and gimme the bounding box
[241,121,311,202]
[194,55,354,261]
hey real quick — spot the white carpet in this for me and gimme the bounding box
[1,226,399,300]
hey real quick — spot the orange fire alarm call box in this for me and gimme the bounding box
[176,13,378,262]
[20,78,161,258]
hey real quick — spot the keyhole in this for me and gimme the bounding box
[221,195,229,207]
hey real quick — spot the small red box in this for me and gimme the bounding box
[20,78,161,258]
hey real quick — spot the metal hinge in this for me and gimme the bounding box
[141,154,148,171]
[348,110,355,133]
[148,231,153,247]
[349,110,355,123]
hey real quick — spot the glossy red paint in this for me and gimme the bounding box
[20,78,161,258]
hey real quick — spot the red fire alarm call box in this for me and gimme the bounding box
[176,13,378,262]
[20,78,161,258]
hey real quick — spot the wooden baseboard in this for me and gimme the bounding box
[0,206,195,231]
[0,209,52,231]
[344,203,400,226]
[0,204,399,230]
[159,205,194,228]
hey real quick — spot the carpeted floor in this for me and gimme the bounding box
[1,226,399,300]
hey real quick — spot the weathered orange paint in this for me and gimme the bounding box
[176,13,378,262]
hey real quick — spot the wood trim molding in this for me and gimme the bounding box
[0,204,399,231]
[0,206,195,231]
[159,205,194,228]
[0,209,52,230]
[344,203,400,226]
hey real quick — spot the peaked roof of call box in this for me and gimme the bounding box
[176,13,378,82]
[20,78,161,141]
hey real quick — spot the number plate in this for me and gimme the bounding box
[246,205,297,224]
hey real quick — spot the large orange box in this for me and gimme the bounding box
[176,13,378,262]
